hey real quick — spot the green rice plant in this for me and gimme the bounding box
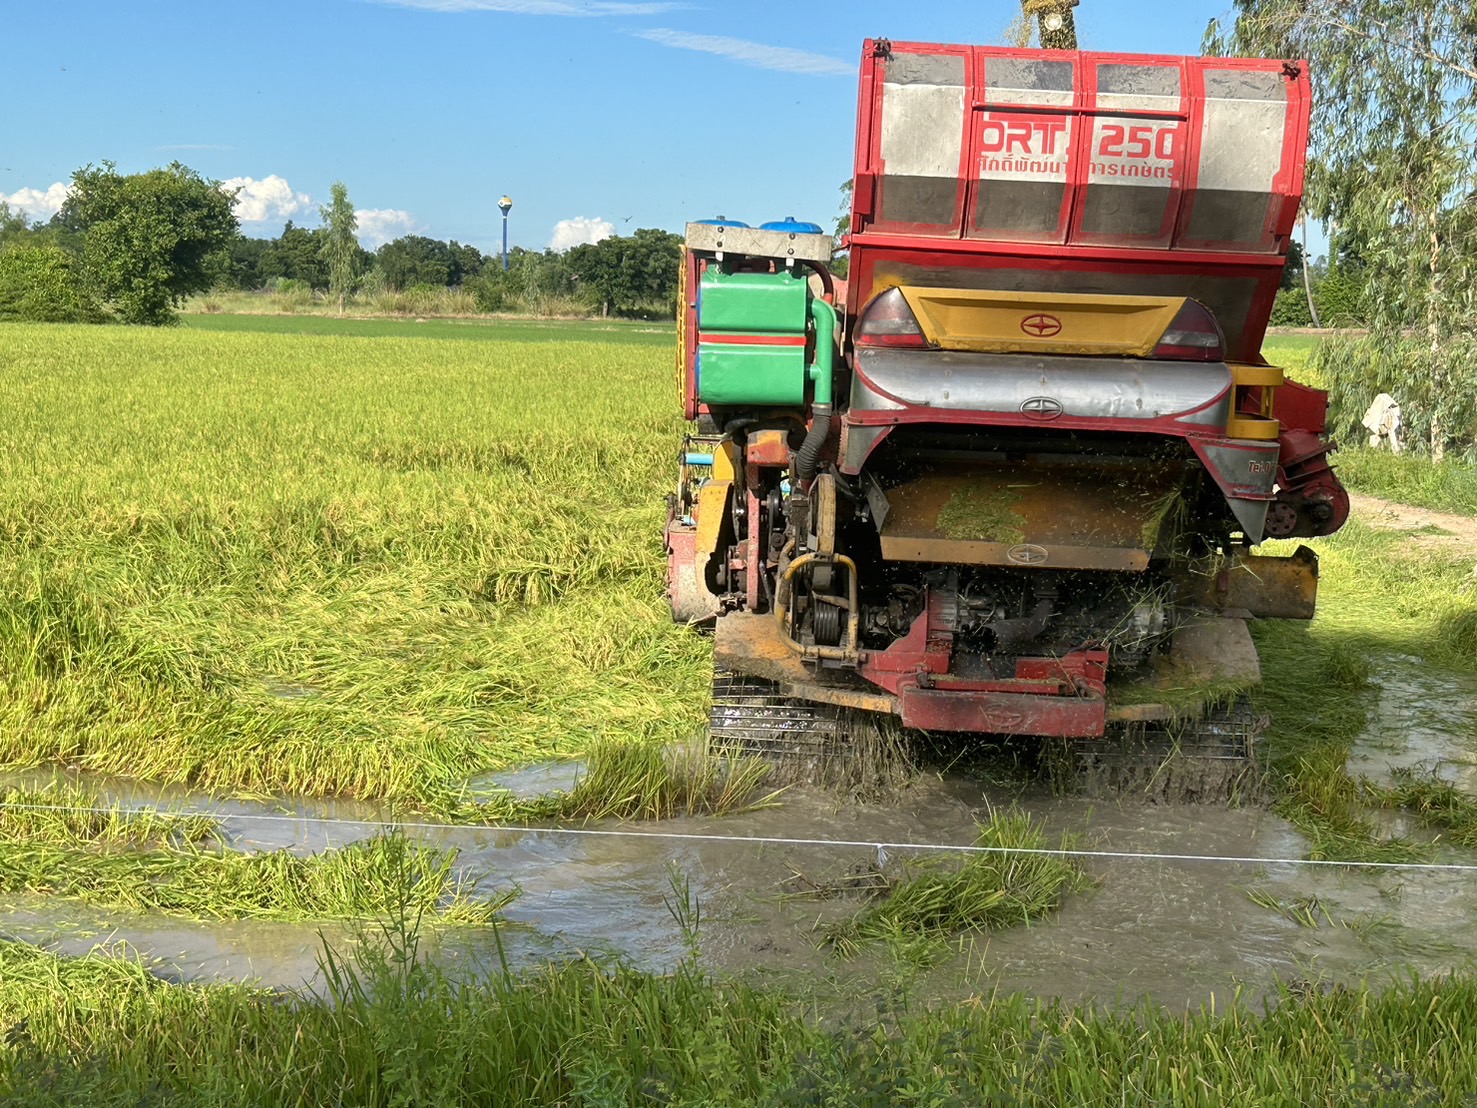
[0,782,219,847]
[1366,768,1477,848]
[1241,887,1333,928]
[0,785,510,922]
[0,323,708,803]
[548,736,778,821]
[0,832,513,923]
[825,808,1086,952]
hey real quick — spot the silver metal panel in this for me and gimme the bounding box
[984,57,1075,106]
[880,82,966,179]
[852,349,1232,425]
[886,53,965,87]
[1096,62,1182,113]
[1187,69,1287,247]
[684,223,832,264]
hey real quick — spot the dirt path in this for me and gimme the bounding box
[1349,493,1477,550]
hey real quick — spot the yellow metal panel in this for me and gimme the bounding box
[1226,414,1281,440]
[694,481,732,556]
[711,438,740,483]
[676,247,689,411]
[876,463,1180,571]
[898,287,1186,357]
[1227,362,1284,438]
[1229,362,1285,388]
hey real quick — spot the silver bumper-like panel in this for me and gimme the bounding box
[850,349,1233,424]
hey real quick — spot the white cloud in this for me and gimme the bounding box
[373,0,684,14]
[549,216,614,251]
[356,208,421,247]
[0,182,70,221]
[635,28,852,76]
[221,175,312,224]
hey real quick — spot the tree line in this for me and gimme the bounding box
[0,164,683,325]
[1209,0,1476,460]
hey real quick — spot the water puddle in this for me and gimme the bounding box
[464,759,585,800]
[1346,654,1477,788]
[5,765,1476,1009]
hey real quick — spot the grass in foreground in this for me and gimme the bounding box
[2,930,1474,1106]
[825,809,1086,954]
[0,785,508,922]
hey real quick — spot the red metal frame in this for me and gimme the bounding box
[846,43,1311,363]
[856,601,1110,736]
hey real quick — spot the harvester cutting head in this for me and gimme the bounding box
[666,33,1348,747]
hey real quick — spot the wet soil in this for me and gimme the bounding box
[1346,655,1477,789]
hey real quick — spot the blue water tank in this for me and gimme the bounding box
[760,217,824,234]
[694,218,750,228]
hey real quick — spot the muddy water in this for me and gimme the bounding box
[1346,654,1477,788]
[5,763,1476,1010]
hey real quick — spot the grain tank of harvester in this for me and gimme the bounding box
[665,16,1348,766]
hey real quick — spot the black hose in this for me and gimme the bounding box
[795,404,833,484]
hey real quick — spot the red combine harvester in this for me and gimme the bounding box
[666,31,1347,767]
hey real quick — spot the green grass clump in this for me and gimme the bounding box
[1366,769,1477,848]
[0,782,220,847]
[0,323,707,803]
[548,737,776,821]
[4,934,1477,1105]
[826,809,1085,951]
[935,482,1025,544]
[0,785,508,922]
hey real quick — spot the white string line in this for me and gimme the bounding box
[5,800,1477,874]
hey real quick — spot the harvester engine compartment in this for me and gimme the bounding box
[665,39,1350,747]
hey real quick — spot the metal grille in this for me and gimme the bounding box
[709,671,845,760]
[1065,696,1268,801]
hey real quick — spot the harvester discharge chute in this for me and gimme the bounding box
[665,36,1347,769]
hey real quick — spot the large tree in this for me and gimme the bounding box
[319,182,360,314]
[375,235,459,289]
[261,221,329,289]
[61,162,238,325]
[566,228,682,317]
[1207,2,1477,457]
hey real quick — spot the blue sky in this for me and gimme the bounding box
[3,0,1245,254]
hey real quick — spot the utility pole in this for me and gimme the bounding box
[498,195,513,272]
[1022,0,1079,50]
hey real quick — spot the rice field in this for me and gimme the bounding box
[2,316,1476,1101]
[0,319,709,804]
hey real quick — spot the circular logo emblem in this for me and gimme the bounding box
[1006,544,1050,566]
[981,709,1027,732]
[1021,313,1063,338]
[1020,396,1064,421]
